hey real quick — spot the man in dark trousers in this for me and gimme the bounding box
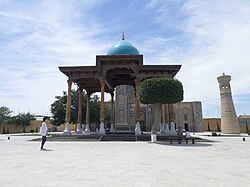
[40,117,48,151]
[177,126,183,144]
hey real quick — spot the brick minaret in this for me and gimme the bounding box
[217,73,240,134]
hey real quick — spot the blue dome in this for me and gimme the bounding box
[107,40,140,55]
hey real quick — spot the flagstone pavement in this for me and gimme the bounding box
[0,133,249,187]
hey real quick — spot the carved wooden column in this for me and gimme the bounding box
[85,92,91,132]
[110,92,115,132]
[63,80,72,135]
[169,104,175,122]
[162,105,166,123]
[169,103,177,135]
[164,104,170,135]
[76,86,83,134]
[134,78,141,135]
[160,104,165,134]
[99,79,106,135]
[166,104,170,123]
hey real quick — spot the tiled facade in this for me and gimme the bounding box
[115,85,204,132]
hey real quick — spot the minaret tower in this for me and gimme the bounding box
[217,73,240,134]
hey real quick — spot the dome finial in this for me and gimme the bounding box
[122,32,125,40]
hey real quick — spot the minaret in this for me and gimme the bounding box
[217,73,240,134]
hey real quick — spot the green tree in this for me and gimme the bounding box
[50,90,81,126]
[89,95,100,124]
[0,106,12,124]
[70,90,80,124]
[14,112,35,132]
[5,116,17,124]
[139,78,183,141]
[50,91,67,126]
[50,90,109,126]
[15,113,35,126]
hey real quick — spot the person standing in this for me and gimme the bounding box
[177,126,183,143]
[40,117,48,151]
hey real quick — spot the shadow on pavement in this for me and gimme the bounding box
[155,141,213,147]
[40,149,54,151]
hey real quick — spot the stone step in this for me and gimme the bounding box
[29,133,208,142]
[100,134,136,141]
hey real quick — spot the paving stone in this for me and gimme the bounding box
[0,133,249,187]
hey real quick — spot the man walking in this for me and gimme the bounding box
[40,117,48,151]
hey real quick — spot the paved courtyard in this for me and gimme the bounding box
[0,133,249,187]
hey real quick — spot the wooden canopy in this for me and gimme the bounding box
[59,55,181,94]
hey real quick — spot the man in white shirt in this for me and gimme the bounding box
[185,131,191,138]
[40,117,48,151]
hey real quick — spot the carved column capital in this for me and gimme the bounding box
[67,79,73,86]
[99,78,105,84]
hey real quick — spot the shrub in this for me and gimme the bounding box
[139,78,183,104]
[211,132,217,136]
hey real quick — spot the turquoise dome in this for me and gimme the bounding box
[107,40,140,55]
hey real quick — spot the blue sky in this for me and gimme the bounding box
[0,0,250,117]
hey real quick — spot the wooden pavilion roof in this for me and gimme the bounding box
[59,55,181,94]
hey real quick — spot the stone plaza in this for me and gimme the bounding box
[0,133,249,187]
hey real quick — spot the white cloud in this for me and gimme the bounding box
[142,0,250,116]
[0,0,109,114]
[0,0,250,117]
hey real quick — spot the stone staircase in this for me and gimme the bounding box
[29,133,100,142]
[99,134,136,141]
[29,132,208,143]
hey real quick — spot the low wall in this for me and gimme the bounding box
[203,118,250,132]
[0,120,52,134]
[0,121,97,134]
